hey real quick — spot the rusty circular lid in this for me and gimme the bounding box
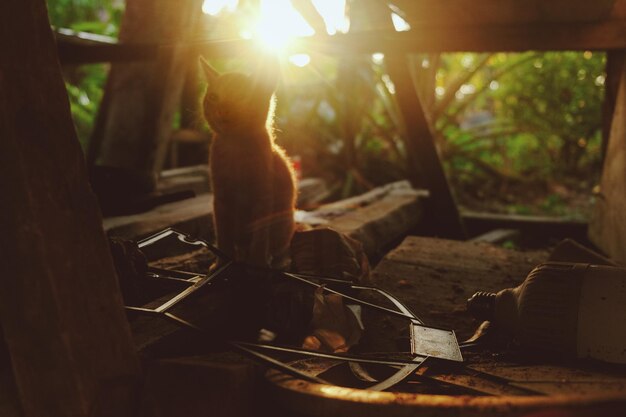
[265,361,626,417]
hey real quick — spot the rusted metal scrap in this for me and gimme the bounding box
[126,228,463,391]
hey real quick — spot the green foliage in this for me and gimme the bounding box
[63,64,108,149]
[433,51,605,218]
[47,0,123,36]
[47,0,123,150]
[48,1,606,219]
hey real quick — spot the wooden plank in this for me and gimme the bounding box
[463,210,588,241]
[391,0,618,26]
[298,181,428,258]
[0,2,139,415]
[325,186,425,258]
[104,194,214,239]
[157,165,211,196]
[55,28,157,64]
[589,60,626,263]
[292,22,626,53]
[59,20,626,67]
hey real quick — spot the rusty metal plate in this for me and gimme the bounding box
[410,324,463,362]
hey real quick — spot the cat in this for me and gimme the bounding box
[200,57,297,269]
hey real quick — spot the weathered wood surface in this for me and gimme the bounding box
[590,56,626,264]
[370,236,547,341]
[469,362,626,396]
[393,0,618,26]
[157,165,211,196]
[297,181,428,258]
[105,194,214,239]
[0,1,139,415]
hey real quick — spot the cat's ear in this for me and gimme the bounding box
[199,56,219,84]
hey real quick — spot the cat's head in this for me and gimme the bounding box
[200,56,278,134]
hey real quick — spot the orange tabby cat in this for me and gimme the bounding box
[200,57,296,268]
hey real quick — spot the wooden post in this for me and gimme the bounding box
[601,50,625,164]
[0,2,139,416]
[386,55,466,239]
[356,0,465,239]
[589,54,626,263]
[90,0,203,178]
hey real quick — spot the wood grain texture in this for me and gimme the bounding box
[0,1,139,416]
[589,58,626,264]
[392,0,618,25]
[370,236,547,341]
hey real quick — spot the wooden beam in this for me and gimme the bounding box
[57,19,626,67]
[0,1,139,416]
[55,29,156,64]
[192,21,626,55]
[290,22,626,54]
[391,0,619,26]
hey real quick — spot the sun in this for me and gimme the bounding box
[203,0,348,52]
[254,0,315,52]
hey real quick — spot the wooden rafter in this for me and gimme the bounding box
[390,0,619,26]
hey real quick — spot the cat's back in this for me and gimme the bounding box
[209,129,275,193]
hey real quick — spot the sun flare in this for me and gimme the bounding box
[203,0,347,54]
[202,0,238,15]
[202,0,348,67]
[255,0,315,52]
